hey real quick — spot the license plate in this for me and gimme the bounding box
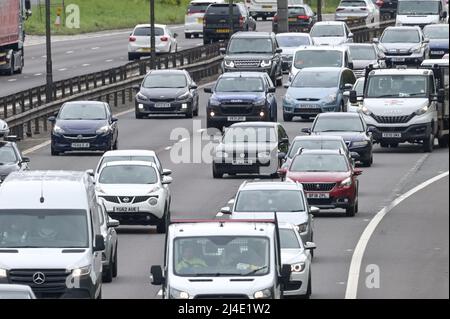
[262,5,272,8]
[71,143,90,148]
[306,193,330,199]
[300,104,319,108]
[113,206,139,213]
[155,102,171,108]
[139,48,151,53]
[232,159,253,165]
[382,132,402,138]
[216,28,230,33]
[431,51,445,55]
[227,116,246,121]
[288,18,296,22]
[391,58,405,62]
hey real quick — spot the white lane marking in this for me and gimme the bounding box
[165,146,172,151]
[105,59,114,62]
[91,47,100,50]
[197,129,206,133]
[66,50,74,54]
[23,141,51,155]
[345,170,450,299]
[41,55,46,58]
[82,63,90,67]
[8,79,17,82]
[58,68,67,71]
[179,138,188,143]
[34,73,42,76]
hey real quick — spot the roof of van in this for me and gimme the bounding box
[370,68,434,76]
[0,171,92,210]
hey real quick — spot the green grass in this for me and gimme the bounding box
[25,0,190,35]
[304,0,341,14]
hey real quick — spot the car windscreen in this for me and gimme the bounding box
[310,25,344,37]
[143,74,187,88]
[99,165,158,184]
[380,30,420,43]
[366,75,428,98]
[276,35,311,47]
[134,27,164,36]
[0,209,88,248]
[215,77,265,92]
[294,50,343,68]
[340,0,367,7]
[58,103,107,120]
[223,127,277,143]
[0,144,17,164]
[348,45,377,60]
[280,229,301,249]
[228,38,273,54]
[174,236,270,276]
[98,156,157,171]
[235,190,305,212]
[423,26,449,39]
[313,116,364,132]
[292,70,340,88]
[288,140,344,157]
[290,154,349,172]
[398,0,440,15]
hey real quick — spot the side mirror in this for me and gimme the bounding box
[348,32,354,38]
[220,47,226,54]
[283,83,290,89]
[162,176,173,185]
[204,87,213,94]
[107,218,120,228]
[344,83,353,91]
[438,88,445,103]
[304,242,317,250]
[86,169,94,177]
[189,84,198,90]
[111,117,118,123]
[276,48,283,54]
[220,206,232,215]
[162,169,172,176]
[343,91,350,97]
[354,168,363,176]
[93,234,105,252]
[348,62,354,69]
[349,90,358,104]
[423,38,430,44]
[277,168,287,178]
[373,38,379,44]
[280,264,292,285]
[309,206,320,215]
[150,265,165,286]
[278,152,286,160]
[268,87,276,93]
[132,85,140,92]
[173,32,178,38]
[350,152,360,160]
[442,11,448,19]
[301,128,311,134]
[21,157,30,163]
[48,116,56,123]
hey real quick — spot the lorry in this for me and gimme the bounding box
[0,0,31,75]
[350,65,448,152]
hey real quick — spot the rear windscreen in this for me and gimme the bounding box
[187,3,211,13]
[134,27,164,37]
[207,5,240,15]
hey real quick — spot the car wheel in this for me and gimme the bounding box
[194,33,200,38]
[203,37,210,45]
[346,203,357,217]
[185,33,191,39]
[128,53,134,61]
[438,135,449,148]
[102,257,114,283]
[156,208,169,234]
[186,108,193,119]
[423,133,434,153]
[51,147,59,156]
[7,56,14,76]
[193,102,199,116]
[112,246,118,278]
[213,164,223,178]
[112,138,118,150]
[135,111,144,119]
[96,289,102,300]
[283,113,293,122]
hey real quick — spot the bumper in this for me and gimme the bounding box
[184,23,203,34]
[223,65,275,77]
[250,11,276,17]
[128,43,171,55]
[107,211,163,225]
[305,187,356,210]
[51,134,112,152]
[385,53,425,65]
[135,99,193,116]
[207,105,270,126]
[368,123,432,144]
[284,271,309,297]
[100,197,165,225]
[204,30,232,40]
[283,103,339,117]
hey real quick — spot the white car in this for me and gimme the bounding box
[310,21,354,46]
[335,0,380,28]
[96,161,172,233]
[128,24,178,61]
[184,0,225,38]
[275,33,313,73]
[345,77,365,112]
[279,223,315,298]
[0,119,9,138]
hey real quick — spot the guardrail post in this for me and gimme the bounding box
[26,121,32,137]
[43,116,48,132]
[20,93,25,113]
[122,89,126,105]
[77,77,82,93]
[85,76,89,91]
[28,91,33,110]
[128,87,133,102]
[12,96,17,115]
[34,118,40,135]
[114,91,118,107]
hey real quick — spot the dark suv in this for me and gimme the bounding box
[221,32,283,86]
[203,3,256,44]
[376,0,398,20]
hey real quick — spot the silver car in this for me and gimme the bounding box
[335,0,380,27]
[0,285,36,299]
[345,43,387,78]
[97,203,119,283]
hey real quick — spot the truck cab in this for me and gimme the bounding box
[150,219,291,299]
[350,67,447,152]
[396,0,448,28]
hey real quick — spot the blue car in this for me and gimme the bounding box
[204,72,277,129]
[423,24,449,59]
[49,101,119,156]
[282,67,356,121]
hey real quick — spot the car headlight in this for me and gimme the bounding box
[410,45,422,53]
[224,60,235,68]
[324,93,337,104]
[415,105,428,115]
[95,185,105,194]
[260,59,272,68]
[96,125,111,135]
[215,151,228,158]
[170,287,190,299]
[53,125,65,134]
[209,98,221,107]
[258,151,270,158]
[361,106,372,116]
[291,262,306,273]
[0,268,7,278]
[296,223,308,233]
[71,265,91,277]
[283,93,296,105]
[177,92,191,100]
[339,177,352,187]
[136,92,148,100]
[254,288,272,299]
[352,140,368,147]
[254,98,266,106]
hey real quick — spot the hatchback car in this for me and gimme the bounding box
[128,24,178,60]
[212,122,289,178]
[0,139,30,184]
[49,101,119,156]
[302,112,374,166]
[134,70,199,119]
[345,43,386,78]
[96,161,172,233]
[275,33,313,72]
[423,24,449,59]
[204,72,277,129]
[273,4,317,33]
[310,21,354,46]
[283,67,356,121]
[374,26,430,66]
[282,149,362,216]
[335,0,380,27]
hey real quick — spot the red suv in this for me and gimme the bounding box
[280,149,362,216]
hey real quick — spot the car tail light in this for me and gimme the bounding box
[160,36,169,41]
[297,15,309,20]
[376,0,384,7]
[273,15,278,22]
[129,36,136,42]
[239,16,244,27]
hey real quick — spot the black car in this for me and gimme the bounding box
[273,4,317,33]
[221,32,283,86]
[204,72,278,129]
[0,138,30,184]
[134,70,199,119]
[376,0,398,20]
[302,112,374,167]
[49,101,119,156]
[203,3,256,45]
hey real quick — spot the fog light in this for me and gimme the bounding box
[181,103,188,109]
[210,111,215,117]
[138,104,144,109]
[148,197,158,206]
[259,111,265,117]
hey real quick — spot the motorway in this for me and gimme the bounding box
[22,78,449,299]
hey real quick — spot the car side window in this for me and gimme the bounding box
[429,75,436,95]
[343,70,356,85]
[278,125,288,140]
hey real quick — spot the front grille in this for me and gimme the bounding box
[194,294,249,299]
[302,183,336,192]
[234,60,261,68]
[307,198,333,206]
[296,98,320,102]
[387,51,412,56]
[221,106,255,115]
[285,281,302,291]
[100,196,120,204]
[63,134,97,140]
[118,196,135,204]
[371,114,414,124]
[150,98,175,102]
[9,269,69,295]
[294,108,322,114]
[133,196,151,203]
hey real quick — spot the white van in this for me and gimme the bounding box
[246,0,304,20]
[0,171,104,299]
[184,0,225,38]
[396,0,448,27]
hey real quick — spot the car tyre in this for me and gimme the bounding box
[112,246,118,278]
[213,164,223,178]
[135,111,145,119]
[156,207,169,234]
[185,33,191,39]
[423,133,434,153]
[283,113,293,122]
[51,147,59,156]
[346,202,357,217]
[102,256,114,283]
[438,135,449,148]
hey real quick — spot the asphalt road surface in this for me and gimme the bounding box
[22,78,450,299]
